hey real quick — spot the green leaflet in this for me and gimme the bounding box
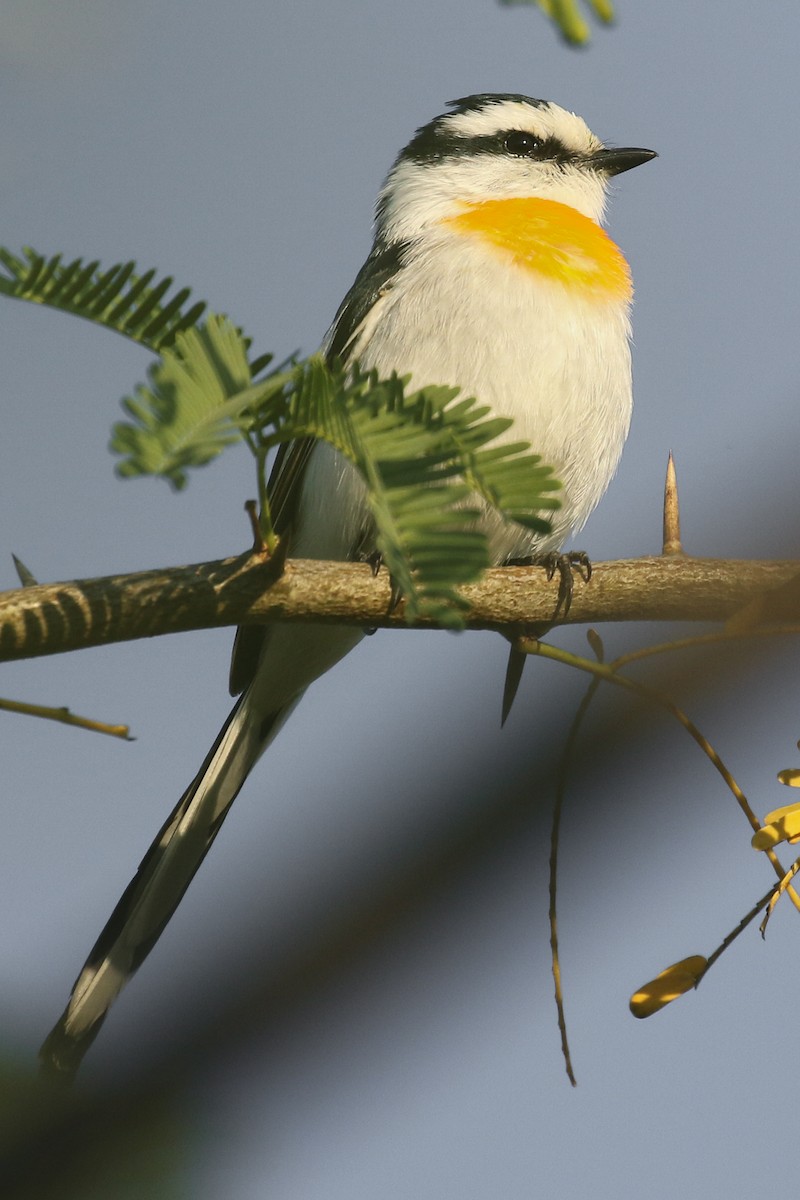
[0,245,272,373]
[0,246,206,352]
[110,315,285,490]
[498,0,613,46]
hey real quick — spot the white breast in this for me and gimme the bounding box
[295,229,633,564]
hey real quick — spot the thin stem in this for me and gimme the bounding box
[549,663,603,1087]
[702,881,778,976]
[247,442,275,551]
[759,857,800,935]
[516,638,800,912]
[0,696,131,739]
[609,624,800,673]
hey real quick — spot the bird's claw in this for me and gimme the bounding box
[362,549,383,578]
[357,549,403,616]
[504,550,591,619]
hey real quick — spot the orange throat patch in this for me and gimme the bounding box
[443,196,632,302]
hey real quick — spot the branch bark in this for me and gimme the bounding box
[2,553,800,664]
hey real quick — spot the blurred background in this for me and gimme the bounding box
[2,2,800,1195]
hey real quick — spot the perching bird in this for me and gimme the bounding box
[40,94,655,1077]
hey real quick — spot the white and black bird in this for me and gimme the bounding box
[41,93,655,1077]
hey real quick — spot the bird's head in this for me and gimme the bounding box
[376,94,656,242]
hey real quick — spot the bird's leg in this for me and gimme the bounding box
[504,550,592,620]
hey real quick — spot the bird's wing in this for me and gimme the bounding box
[324,236,408,362]
[228,236,409,696]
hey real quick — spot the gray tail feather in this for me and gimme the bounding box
[39,692,290,1081]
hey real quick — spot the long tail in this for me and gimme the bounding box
[39,688,293,1080]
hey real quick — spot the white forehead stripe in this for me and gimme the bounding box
[442,100,603,156]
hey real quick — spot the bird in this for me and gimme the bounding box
[40,94,656,1077]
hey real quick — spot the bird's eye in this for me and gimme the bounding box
[504,130,543,157]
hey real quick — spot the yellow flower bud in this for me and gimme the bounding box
[752,802,800,850]
[629,955,707,1019]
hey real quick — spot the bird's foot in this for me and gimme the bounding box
[504,550,591,620]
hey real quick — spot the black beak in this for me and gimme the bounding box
[589,147,658,176]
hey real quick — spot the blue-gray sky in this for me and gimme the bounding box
[2,2,800,1196]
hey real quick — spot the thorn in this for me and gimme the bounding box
[662,452,683,556]
[12,554,39,587]
[586,628,605,663]
[501,643,527,726]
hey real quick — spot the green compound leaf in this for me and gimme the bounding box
[109,329,561,625]
[110,315,281,489]
[0,246,208,352]
[261,359,561,625]
[0,244,274,375]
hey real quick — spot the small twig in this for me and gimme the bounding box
[244,499,267,555]
[759,857,800,936]
[548,630,605,1087]
[0,696,132,739]
[662,452,683,556]
[606,632,800,912]
[513,638,800,912]
[701,881,779,976]
[607,624,800,671]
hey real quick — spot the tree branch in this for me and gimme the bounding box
[1,553,799,664]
